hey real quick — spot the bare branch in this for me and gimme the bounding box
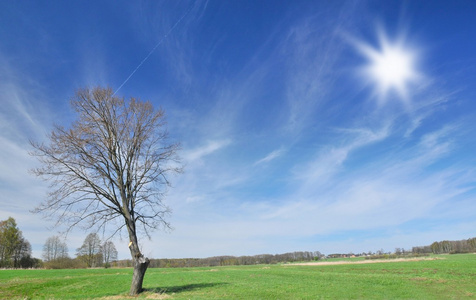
[30,87,182,261]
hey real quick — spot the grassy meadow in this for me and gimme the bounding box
[0,254,475,299]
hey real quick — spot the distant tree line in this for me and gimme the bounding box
[114,251,324,268]
[3,216,475,269]
[412,237,476,255]
[42,233,118,269]
[0,217,119,269]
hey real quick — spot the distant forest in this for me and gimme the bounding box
[412,237,476,255]
[112,237,476,268]
[114,251,324,268]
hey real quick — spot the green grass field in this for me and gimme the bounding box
[1,254,475,299]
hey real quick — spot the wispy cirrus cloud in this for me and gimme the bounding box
[292,123,391,194]
[0,54,60,258]
[183,139,232,162]
[238,125,473,242]
[254,147,286,166]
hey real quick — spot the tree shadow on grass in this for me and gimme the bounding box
[144,282,228,295]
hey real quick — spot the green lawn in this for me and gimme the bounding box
[1,254,475,299]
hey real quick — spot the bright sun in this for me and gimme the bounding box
[356,29,420,103]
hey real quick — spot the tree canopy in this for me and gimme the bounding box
[0,217,38,268]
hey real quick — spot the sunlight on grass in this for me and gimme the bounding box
[0,254,475,299]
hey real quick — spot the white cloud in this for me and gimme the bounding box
[281,18,348,134]
[0,54,61,257]
[182,139,232,162]
[293,123,391,195]
[205,117,472,255]
[254,147,286,166]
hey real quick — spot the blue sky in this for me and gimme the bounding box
[1,0,476,259]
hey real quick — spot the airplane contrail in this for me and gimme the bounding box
[113,5,194,96]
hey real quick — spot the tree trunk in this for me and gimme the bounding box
[130,255,150,295]
[126,220,149,295]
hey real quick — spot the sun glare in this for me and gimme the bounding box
[355,29,420,103]
[371,47,413,88]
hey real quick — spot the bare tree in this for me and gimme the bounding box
[77,233,103,268]
[42,236,68,262]
[30,87,182,294]
[102,240,118,268]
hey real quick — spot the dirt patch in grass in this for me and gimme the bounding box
[145,293,172,299]
[100,293,171,300]
[290,257,442,266]
[410,277,428,281]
